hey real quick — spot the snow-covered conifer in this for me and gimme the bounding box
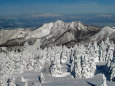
[101,74,107,86]
[93,41,99,62]
[24,82,28,86]
[39,73,45,83]
[60,46,69,63]
[21,76,27,82]
[106,41,114,61]
[9,78,16,86]
[50,59,62,77]
[99,41,107,62]
[72,43,96,79]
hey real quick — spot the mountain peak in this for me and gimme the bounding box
[90,26,115,42]
[102,26,115,34]
[69,21,87,30]
[54,20,64,25]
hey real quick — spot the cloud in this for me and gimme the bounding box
[97,14,112,18]
[32,13,62,17]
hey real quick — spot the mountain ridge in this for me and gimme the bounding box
[0,20,114,50]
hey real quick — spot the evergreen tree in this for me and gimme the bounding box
[99,41,107,62]
[101,74,107,86]
[9,78,16,86]
[50,59,62,77]
[93,41,99,62]
[39,73,45,83]
[24,82,28,86]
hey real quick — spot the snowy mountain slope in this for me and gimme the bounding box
[39,20,100,48]
[0,29,29,45]
[26,22,54,39]
[90,26,115,43]
[1,20,115,49]
[26,20,90,39]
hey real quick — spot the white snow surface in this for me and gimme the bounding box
[25,20,88,39]
[0,21,115,86]
[90,26,115,41]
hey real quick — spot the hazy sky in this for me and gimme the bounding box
[0,0,115,17]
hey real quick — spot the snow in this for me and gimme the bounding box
[26,22,54,39]
[21,76,28,82]
[91,26,115,41]
[0,31,115,86]
[25,20,88,40]
[7,70,115,86]
[69,21,87,31]
[11,29,29,39]
[101,74,107,86]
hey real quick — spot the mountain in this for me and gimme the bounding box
[90,26,115,43]
[38,20,100,48]
[0,20,114,50]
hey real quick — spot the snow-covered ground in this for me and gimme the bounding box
[8,62,115,86]
[0,36,115,86]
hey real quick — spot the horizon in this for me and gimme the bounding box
[0,0,115,17]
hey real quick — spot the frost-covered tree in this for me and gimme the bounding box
[85,44,97,77]
[24,82,28,86]
[107,42,114,61]
[39,73,45,83]
[60,45,69,63]
[9,78,16,86]
[100,74,107,86]
[60,51,68,63]
[0,39,44,86]
[0,76,8,86]
[73,58,82,78]
[0,51,22,86]
[21,76,27,82]
[0,36,114,85]
[81,54,96,78]
[108,59,115,81]
[50,59,62,77]
[71,44,96,79]
[99,38,114,62]
[106,42,114,68]
[110,68,115,81]
[93,41,99,62]
[69,48,74,63]
[99,41,107,62]
[34,82,41,86]
[104,37,111,49]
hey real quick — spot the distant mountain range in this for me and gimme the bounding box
[0,14,115,29]
[0,20,115,51]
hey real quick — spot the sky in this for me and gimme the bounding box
[0,0,115,17]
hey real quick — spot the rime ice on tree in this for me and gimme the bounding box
[39,73,45,83]
[101,74,107,86]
